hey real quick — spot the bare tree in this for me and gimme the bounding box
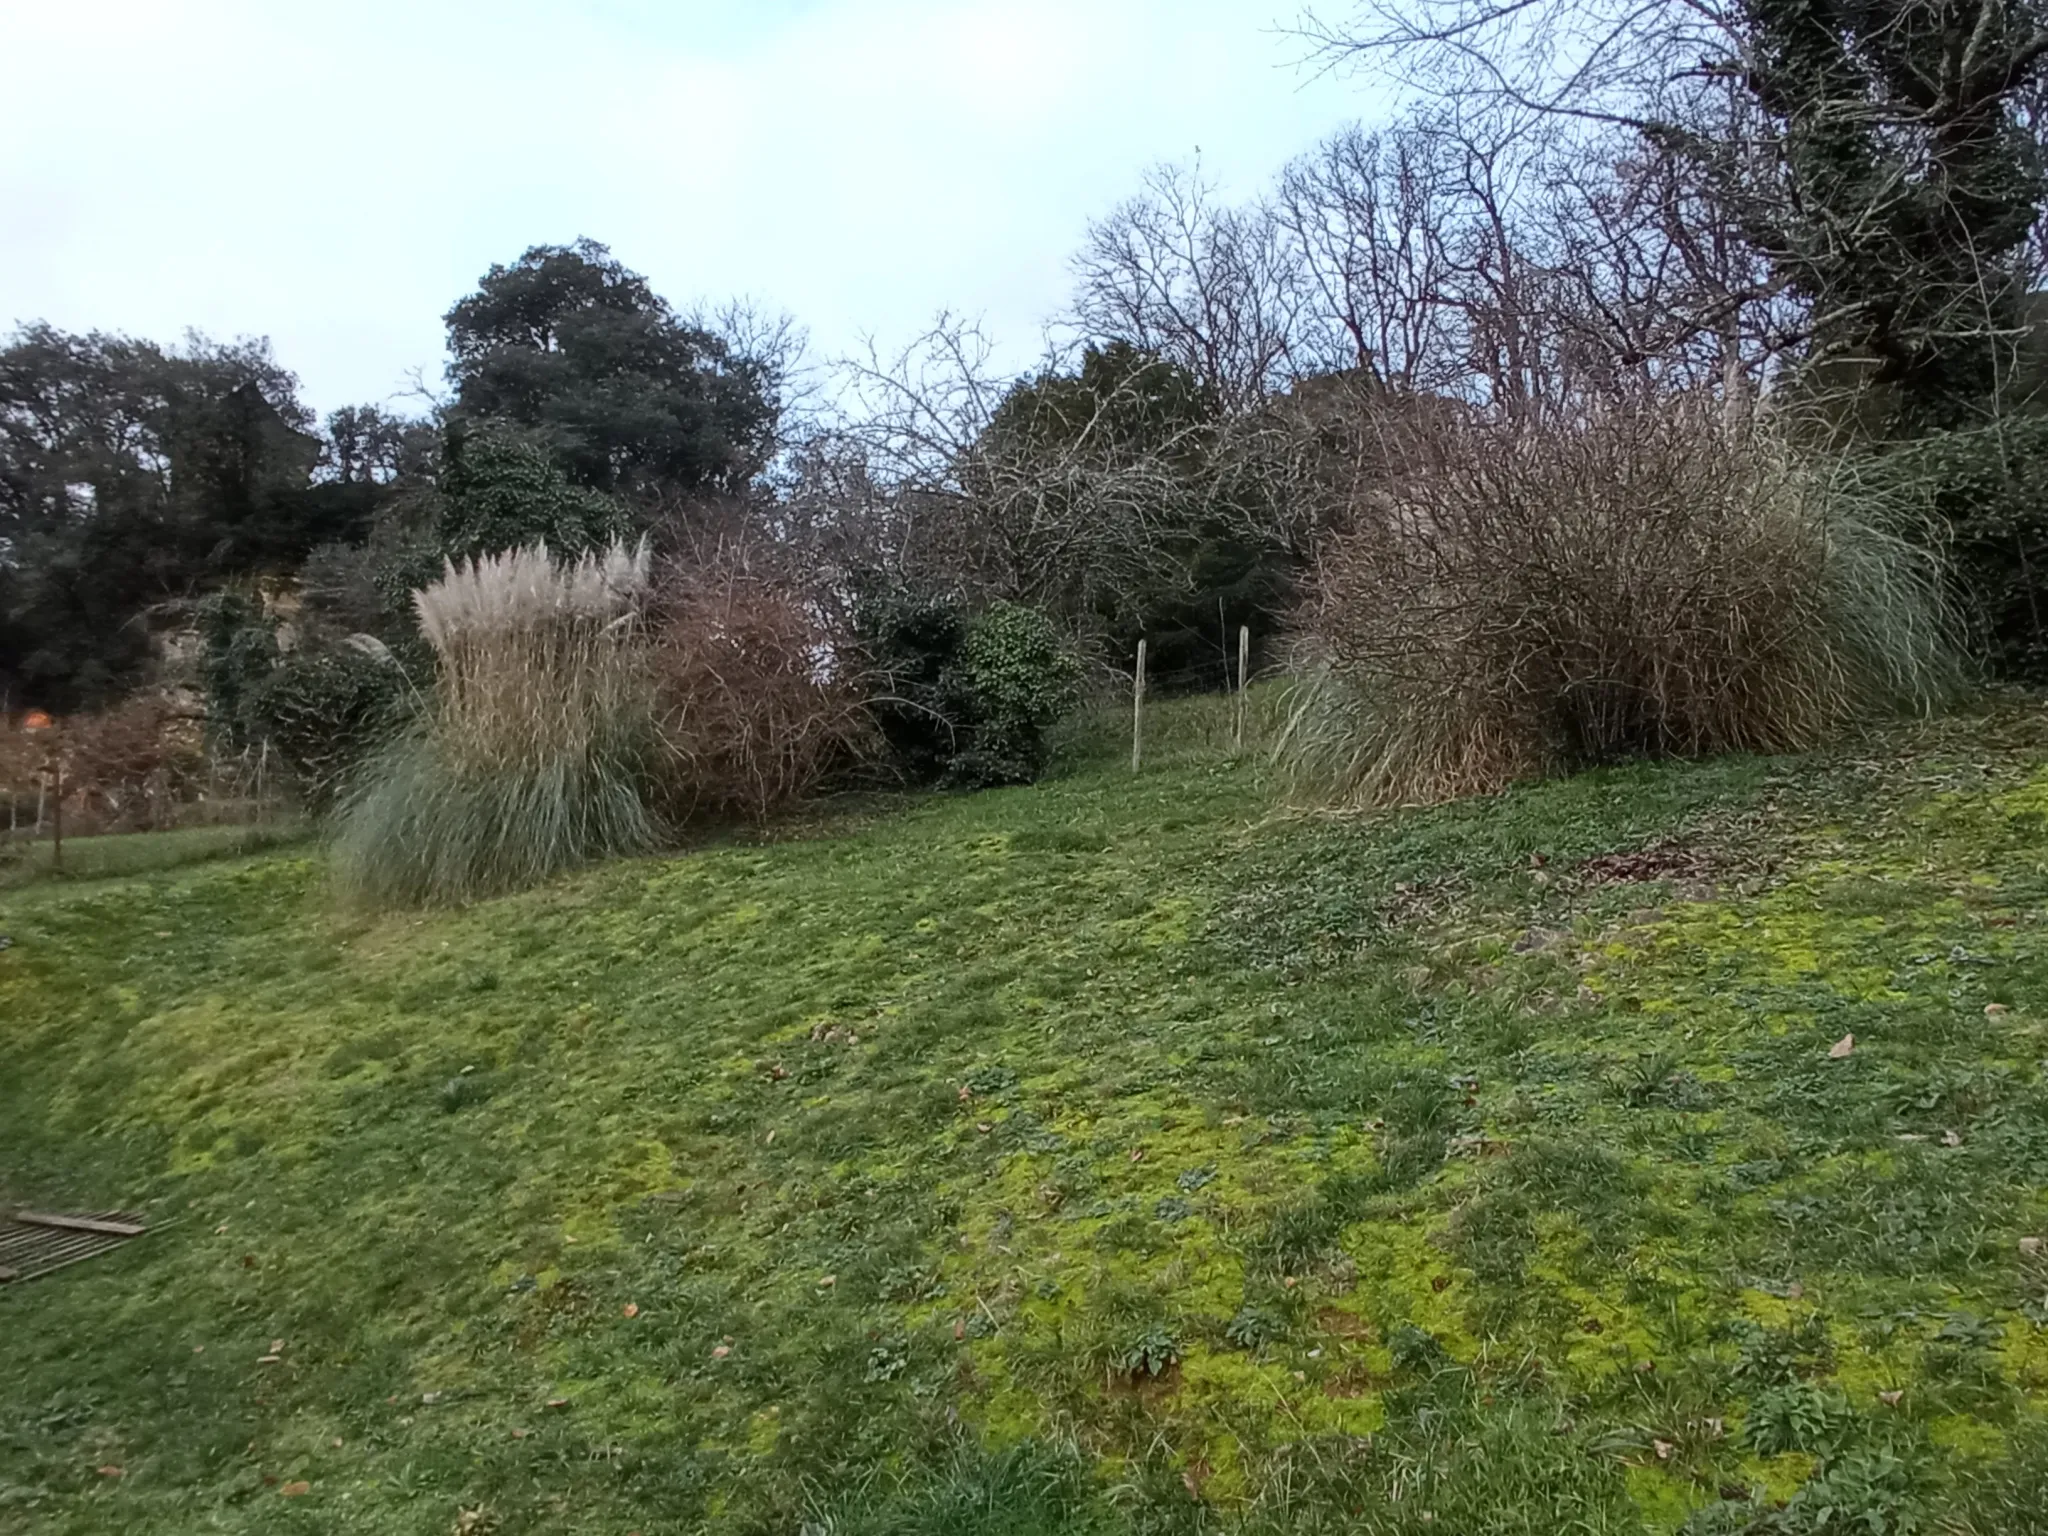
[1071,162,1314,410]
[1275,121,1469,391]
[1299,1,2048,421]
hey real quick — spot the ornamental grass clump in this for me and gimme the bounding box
[1281,398,1959,809]
[333,540,661,907]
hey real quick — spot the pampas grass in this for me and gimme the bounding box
[333,540,662,907]
[1280,400,1960,809]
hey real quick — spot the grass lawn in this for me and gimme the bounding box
[4,700,2048,1534]
[0,822,307,893]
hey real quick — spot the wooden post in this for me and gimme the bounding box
[1132,639,1147,773]
[1235,625,1251,755]
[49,750,62,873]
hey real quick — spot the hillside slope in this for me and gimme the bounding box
[4,706,2048,1534]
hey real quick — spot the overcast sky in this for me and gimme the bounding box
[0,0,1387,417]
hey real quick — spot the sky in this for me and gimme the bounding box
[0,0,1388,418]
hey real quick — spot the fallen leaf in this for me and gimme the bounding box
[1879,1390,1904,1406]
[1128,1148,1145,1163]
[1829,1033,1855,1059]
[1653,1440,1674,1461]
[1986,1003,2012,1018]
[330,1438,343,1449]
[257,1355,281,1365]
[421,1391,442,1405]
[711,1344,731,1359]
[192,1345,204,1354]
[817,1274,836,1288]
[2021,1237,2043,1258]
[214,1224,229,1235]
[764,1129,775,1145]
[1786,1282,1804,1300]
[1942,1130,1963,1148]
[96,1465,123,1478]
[510,1427,529,1439]
[1430,1275,1450,1293]
[953,1321,965,1341]
[957,1084,972,1102]
[270,1339,285,1353]
[622,1303,639,1319]
[976,1122,993,1134]
[281,1481,311,1497]
[545,1398,569,1410]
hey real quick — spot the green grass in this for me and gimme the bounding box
[4,699,2048,1533]
[0,822,307,892]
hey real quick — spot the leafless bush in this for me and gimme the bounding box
[649,540,874,823]
[1281,396,1958,806]
[63,696,204,831]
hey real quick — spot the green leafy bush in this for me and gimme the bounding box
[1855,414,2048,679]
[437,421,631,559]
[854,588,969,782]
[253,643,413,811]
[855,590,1079,787]
[196,590,280,751]
[952,602,1082,787]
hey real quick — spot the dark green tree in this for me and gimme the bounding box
[0,325,336,711]
[444,239,777,499]
[436,420,630,559]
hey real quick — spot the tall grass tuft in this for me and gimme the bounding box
[1281,399,1960,808]
[333,540,661,907]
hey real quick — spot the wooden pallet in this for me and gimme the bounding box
[0,1209,147,1284]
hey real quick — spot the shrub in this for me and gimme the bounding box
[853,588,971,782]
[648,544,874,822]
[951,602,1083,787]
[196,590,281,750]
[332,540,660,907]
[1855,413,2048,679]
[1281,399,1958,808]
[253,642,414,811]
[61,695,203,832]
[854,591,1081,787]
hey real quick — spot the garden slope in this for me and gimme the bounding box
[4,709,2048,1534]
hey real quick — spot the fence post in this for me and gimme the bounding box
[1235,625,1251,755]
[1132,639,1147,773]
[49,751,62,874]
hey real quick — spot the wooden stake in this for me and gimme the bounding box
[1132,639,1147,773]
[1235,625,1251,755]
[48,751,61,873]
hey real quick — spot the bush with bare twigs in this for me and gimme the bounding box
[648,546,873,823]
[1281,399,1958,807]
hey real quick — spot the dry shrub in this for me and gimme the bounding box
[1282,397,1958,807]
[61,696,203,831]
[649,542,873,822]
[333,541,661,907]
